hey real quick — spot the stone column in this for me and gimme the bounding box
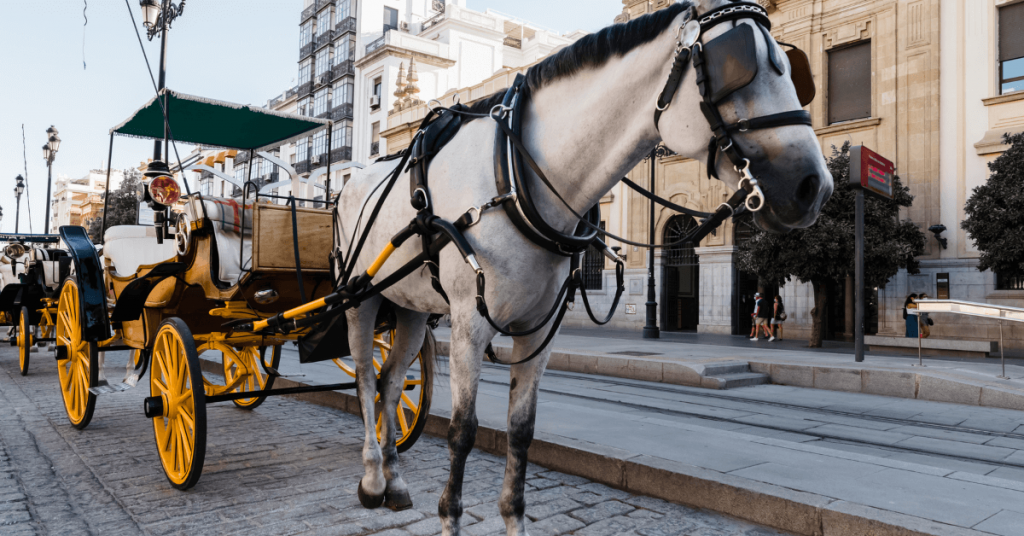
[694,246,736,335]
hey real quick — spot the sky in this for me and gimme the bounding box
[0,0,623,234]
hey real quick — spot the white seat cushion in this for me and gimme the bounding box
[103,225,177,276]
[186,197,252,285]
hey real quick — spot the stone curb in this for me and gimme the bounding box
[434,339,1024,412]
[198,357,987,536]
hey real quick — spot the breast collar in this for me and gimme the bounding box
[654,1,813,212]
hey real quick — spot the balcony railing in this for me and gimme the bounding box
[285,86,299,99]
[315,31,334,49]
[370,141,380,156]
[503,36,522,49]
[300,5,315,22]
[331,103,353,121]
[332,60,354,80]
[200,170,215,181]
[421,11,445,33]
[316,104,333,119]
[330,146,352,163]
[316,0,335,10]
[300,42,314,59]
[295,160,311,175]
[336,16,356,35]
[365,35,386,55]
[297,82,313,97]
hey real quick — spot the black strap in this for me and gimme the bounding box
[654,47,693,130]
[723,111,812,133]
[288,197,308,303]
[341,150,411,286]
[622,178,713,218]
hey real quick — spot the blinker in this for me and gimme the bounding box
[702,24,759,104]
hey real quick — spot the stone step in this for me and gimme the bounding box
[699,361,751,377]
[702,371,770,390]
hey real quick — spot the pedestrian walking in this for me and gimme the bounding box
[904,294,919,338]
[751,293,772,341]
[748,293,759,338]
[918,293,933,338]
[770,295,786,341]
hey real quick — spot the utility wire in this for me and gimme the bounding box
[20,125,34,234]
[83,0,88,70]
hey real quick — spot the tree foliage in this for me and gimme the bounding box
[962,132,1024,278]
[736,142,926,346]
[87,169,142,242]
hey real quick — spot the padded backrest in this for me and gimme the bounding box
[103,225,177,277]
[188,197,252,285]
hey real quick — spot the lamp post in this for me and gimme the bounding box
[43,126,60,234]
[139,0,187,162]
[14,176,25,233]
[642,145,672,339]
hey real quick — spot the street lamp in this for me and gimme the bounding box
[43,126,60,234]
[642,145,674,339]
[140,0,161,28]
[14,175,25,233]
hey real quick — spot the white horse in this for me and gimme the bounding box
[335,1,832,534]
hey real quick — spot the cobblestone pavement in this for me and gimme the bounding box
[0,347,789,536]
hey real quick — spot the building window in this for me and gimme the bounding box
[299,60,312,84]
[300,20,313,47]
[234,166,247,188]
[384,7,399,33]
[371,121,381,155]
[317,9,332,38]
[997,272,1024,291]
[372,76,382,108]
[300,97,313,116]
[200,177,212,196]
[262,157,274,176]
[314,87,330,116]
[827,41,871,124]
[581,222,607,290]
[296,137,309,163]
[1000,2,1024,94]
[312,130,328,160]
[332,120,353,149]
[336,79,354,106]
[338,0,351,20]
[316,48,331,77]
[336,36,354,63]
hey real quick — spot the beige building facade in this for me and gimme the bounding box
[383,0,1024,346]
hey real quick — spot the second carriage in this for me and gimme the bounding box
[55,91,434,490]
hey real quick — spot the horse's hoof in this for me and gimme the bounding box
[384,487,413,511]
[357,480,385,509]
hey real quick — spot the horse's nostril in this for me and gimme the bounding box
[796,174,819,208]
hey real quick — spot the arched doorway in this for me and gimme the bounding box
[732,216,778,335]
[662,215,699,332]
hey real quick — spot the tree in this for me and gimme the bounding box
[962,133,1024,280]
[736,142,926,347]
[87,169,143,242]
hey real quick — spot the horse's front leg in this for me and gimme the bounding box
[347,295,387,508]
[500,325,555,536]
[376,307,430,511]
[439,302,494,536]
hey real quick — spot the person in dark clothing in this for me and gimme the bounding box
[751,293,773,341]
[770,295,785,341]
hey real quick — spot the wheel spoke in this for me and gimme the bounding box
[396,402,410,435]
[400,392,419,414]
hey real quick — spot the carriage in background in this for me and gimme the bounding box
[55,90,433,490]
[0,233,69,376]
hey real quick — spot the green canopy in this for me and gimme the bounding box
[111,89,330,150]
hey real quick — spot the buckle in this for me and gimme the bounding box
[737,119,750,132]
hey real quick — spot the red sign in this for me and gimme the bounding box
[849,146,894,199]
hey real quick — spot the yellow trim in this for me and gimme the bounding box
[367,242,396,278]
[214,151,227,165]
[251,297,328,332]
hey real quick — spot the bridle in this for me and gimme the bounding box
[653,1,814,213]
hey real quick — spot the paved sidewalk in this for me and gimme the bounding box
[434,328,1024,411]
[0,346,786,536]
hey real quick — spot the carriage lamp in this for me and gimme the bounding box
[42,144,51,162]
[148,175,182,206]
[140,0,161,28]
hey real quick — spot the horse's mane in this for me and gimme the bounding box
[463,3,692,120]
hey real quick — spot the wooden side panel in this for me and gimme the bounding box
[253,205,333,273]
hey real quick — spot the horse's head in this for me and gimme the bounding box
[658,0,832,233]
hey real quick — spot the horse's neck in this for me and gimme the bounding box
[519,44,671,235]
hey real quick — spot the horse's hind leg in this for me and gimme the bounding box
[347,295,387,508]
[500,329,554,536]
[439,305,495,536]
[376,307,430,511]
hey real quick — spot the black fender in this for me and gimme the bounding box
[109,262,186,323]
[59,226,111,342]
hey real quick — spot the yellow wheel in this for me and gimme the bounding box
[55,278,98,429]
[38,308,54,344]
[334,329,434,453]
[17,306,32,376]
[223,345,280,410]
[149,318,206,490]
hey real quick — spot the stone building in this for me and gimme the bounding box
[49,169,124,231]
